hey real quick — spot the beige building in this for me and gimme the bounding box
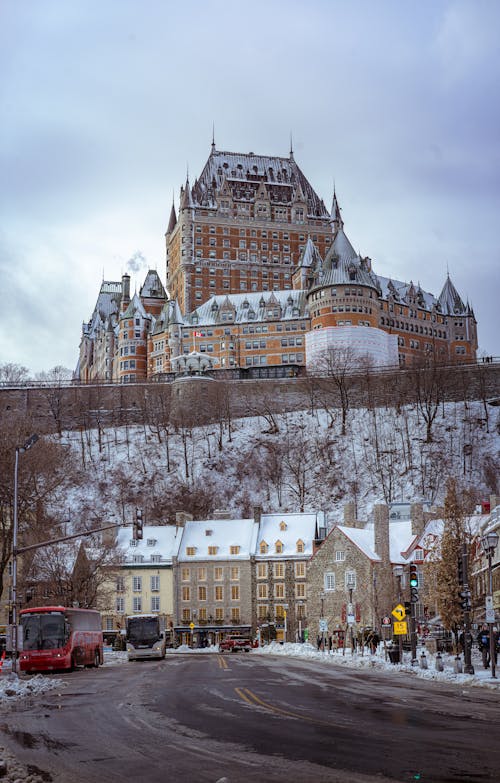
[101,525,182,639]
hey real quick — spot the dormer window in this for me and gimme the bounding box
[186,547,196,556]
[296,539,305,553]
[133,555,144,563]
[130,539,138,547]
[230,545,240,555]
[147,539,157,547]
[208,546,218,556]
[275,540,284,553]
[259,541,268,554]
[279,521,287,531]
[205,529,213,536]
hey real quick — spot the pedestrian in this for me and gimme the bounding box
[328,634,333,652]
[477,624,490,668]
[369,630,380,655]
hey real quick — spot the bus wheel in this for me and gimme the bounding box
[94,650,100,668]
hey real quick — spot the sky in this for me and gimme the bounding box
[0,0,499,375]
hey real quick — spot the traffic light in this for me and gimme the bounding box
[133,508,143,540]
[460,588,471,611]
[409,563,419,603]
[457,555,464,585]
[404,601,412,617]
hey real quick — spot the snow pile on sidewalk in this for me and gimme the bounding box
[254,641,500,689]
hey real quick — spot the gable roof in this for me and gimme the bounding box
[255,512,320,559]
[117,525,182,565]
[178,518,258,561]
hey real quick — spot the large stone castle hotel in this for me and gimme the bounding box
[77,142,477,383]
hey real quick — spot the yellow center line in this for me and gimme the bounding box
[218,655,228,669]
[235,687,334,727]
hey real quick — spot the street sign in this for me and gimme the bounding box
[392,604,406,621]
[485,596,495,623]
[393,621,408,635]
[347,614,355,625]
[189,622,195,631]
[381,616,392,626]
[319,618,328,633]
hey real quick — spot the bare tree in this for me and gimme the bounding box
[0,362,30,384]
[309,346,361,436]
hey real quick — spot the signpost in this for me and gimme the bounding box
[391,604,406,622]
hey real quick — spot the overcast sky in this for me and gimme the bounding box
[1,0,499,374]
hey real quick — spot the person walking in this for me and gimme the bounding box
[478,625,490,668]
[369,629,380,655]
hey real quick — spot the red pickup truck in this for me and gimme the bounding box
[219,635,252,653]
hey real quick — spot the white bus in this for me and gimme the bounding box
[125,615,166,661]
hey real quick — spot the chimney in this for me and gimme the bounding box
[343,503,357,527]
[212,509,232,520]
[373,504,390,565]
[175,511,193,528]
[253,506,262,525]
[410,503,425,538]
[121,274,131,311]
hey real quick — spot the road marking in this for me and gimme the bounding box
[218,655,228,669]
[234,687,334,727]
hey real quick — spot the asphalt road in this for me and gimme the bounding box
[1,653,499,783]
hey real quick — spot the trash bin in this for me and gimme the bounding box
[388,648,400,664]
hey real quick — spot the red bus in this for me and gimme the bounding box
[19,606,103,673]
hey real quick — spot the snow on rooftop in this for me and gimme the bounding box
[256,512,319,558]
[178,518,258,561]
[118,525,182,563]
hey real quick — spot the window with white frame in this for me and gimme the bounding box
[345,571,357,589]
[335,551,345,562]
[324,572,336,591]
[116,597,125,613]
[132,576,142,592]
[133,597,142,612]
[151,575,160,592]
[151,596,160,612]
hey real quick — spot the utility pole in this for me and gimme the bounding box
[460,542,474,675]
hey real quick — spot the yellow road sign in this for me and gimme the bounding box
[189,622,195,630]
[391,604,406,621]
[393,621,408,635]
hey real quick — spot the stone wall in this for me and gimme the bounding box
[1,361,499,435]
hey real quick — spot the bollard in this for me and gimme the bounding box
[435,652,444,671]
[420,651,428,670]
[454,655,463,674]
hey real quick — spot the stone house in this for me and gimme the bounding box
[306,503,427,645]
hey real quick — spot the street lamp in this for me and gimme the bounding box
[393,565,404,664]
[12,434,39,674]
[481,530,499,679]
[320,591,326,651]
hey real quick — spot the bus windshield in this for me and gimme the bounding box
[127,617,161,645]
[21,612,68,651]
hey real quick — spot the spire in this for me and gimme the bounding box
[211,123,216,154]
[166,198,177,234]
[437,274,466,315]
[289,132,294,160]
[330,186,343,231]
[180,176,193,211]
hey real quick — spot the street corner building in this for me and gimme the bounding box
[76,139,478,384]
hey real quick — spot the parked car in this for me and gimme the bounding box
[219,635,252,653]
